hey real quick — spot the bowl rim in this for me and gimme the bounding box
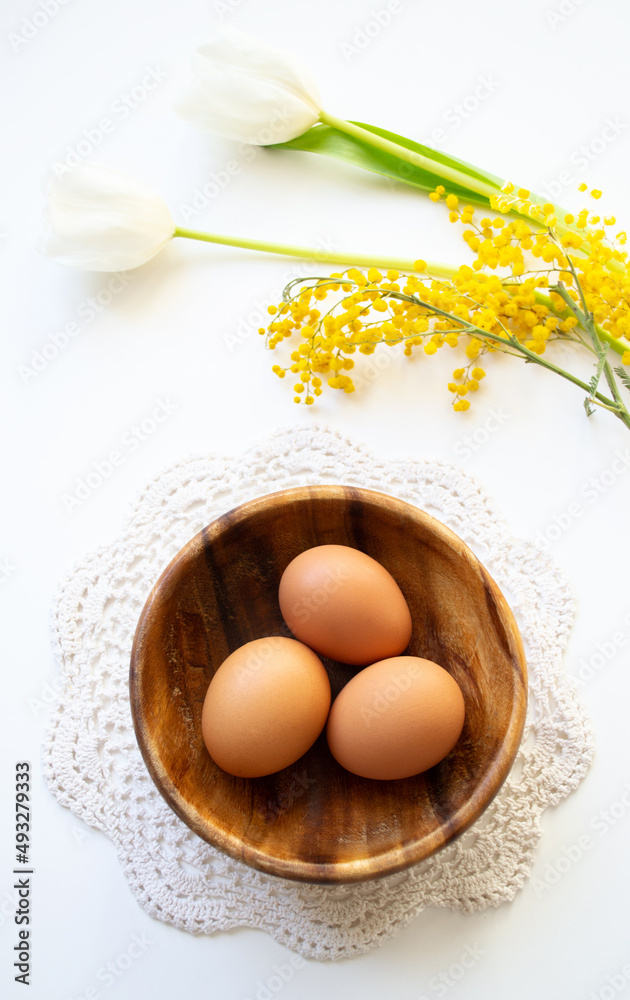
[130,484,528,883]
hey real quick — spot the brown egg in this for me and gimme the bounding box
[326,656,465,780]
[278,544,412,665]
[201,636,331,778]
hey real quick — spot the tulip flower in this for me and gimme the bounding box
[175,27,593,242]
[40,161,454,276]
[174,26,505,206]
[40,163,176,272]
[174,26,321,145]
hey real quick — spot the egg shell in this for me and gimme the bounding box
[326,656,466,780]
[201,636,331,778]
[278,544,412,666]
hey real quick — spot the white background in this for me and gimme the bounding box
[2,0,630,997]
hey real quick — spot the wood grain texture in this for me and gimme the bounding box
[130,485,527,884]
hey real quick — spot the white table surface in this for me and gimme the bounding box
[2,0,630,996]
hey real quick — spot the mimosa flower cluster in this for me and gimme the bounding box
[264,185,630,420]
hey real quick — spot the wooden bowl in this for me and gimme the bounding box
[130,485,527,884]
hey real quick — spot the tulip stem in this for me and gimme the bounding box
[174,227,630,358]
[318,110,501,203]
[173,226,455,277]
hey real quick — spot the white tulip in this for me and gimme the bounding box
[40,163,176,272]
[39,159,439,282]
[174,25,322,145]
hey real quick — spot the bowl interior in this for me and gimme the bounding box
[130,485,527,883]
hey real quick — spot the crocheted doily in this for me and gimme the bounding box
[43,426,593,961]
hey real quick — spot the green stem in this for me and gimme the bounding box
[407,294,630,425]
[603,358,630,422]
[319,110,501,203]
[173,226,454,277]
[552,277,630,429]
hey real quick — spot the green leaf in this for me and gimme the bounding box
[353,121,504,189]
[274,122,502,208]
[614,365,630,393]
[588,346,607,397]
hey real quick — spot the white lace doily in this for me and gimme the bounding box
[43,426,594,961]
